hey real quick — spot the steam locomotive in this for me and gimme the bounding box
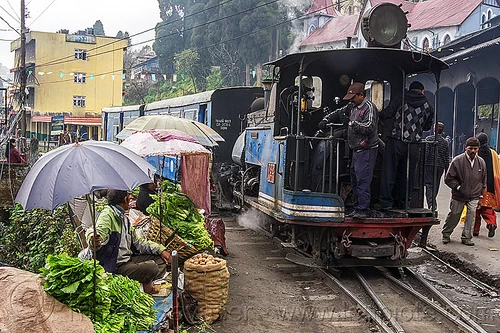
[227,3,448,266]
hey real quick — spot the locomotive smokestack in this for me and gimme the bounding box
[262,79,273,110]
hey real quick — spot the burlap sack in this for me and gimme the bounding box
[184,255,230,324]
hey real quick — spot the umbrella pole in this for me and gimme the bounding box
[86,193,98,321]
[158,155,163,244]
[92,193,97,321]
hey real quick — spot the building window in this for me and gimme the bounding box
[443,34,451,45]
[74,72,86,84]
[74,49,88,60]
[73,96,86,108]
[432,33,439,49]
[422,37,429,51]
[487,9,492,21]
[411,36,418,49]
[307,24,316,36]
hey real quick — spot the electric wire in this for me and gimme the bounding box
[32,0,238,69]
[39,2,339,85]
[0,14,19,34]
[0,5,19,23]
[5,0,20,21]
[28,0,57,27]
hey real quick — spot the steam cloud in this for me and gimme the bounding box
[236,207,268,230]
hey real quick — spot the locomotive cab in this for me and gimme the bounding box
[231,3,448,266]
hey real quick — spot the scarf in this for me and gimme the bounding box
[477,133,494,192]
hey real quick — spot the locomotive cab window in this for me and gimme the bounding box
[294,76,322,109]
[365,80,392,111]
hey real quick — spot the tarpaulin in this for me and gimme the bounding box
[181,154,210,215]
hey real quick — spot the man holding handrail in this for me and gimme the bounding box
[377,81,434,210]
[344,82,379,218]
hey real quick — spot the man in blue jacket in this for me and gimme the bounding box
[344,82,379,218]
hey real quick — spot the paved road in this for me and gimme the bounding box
[427,177,500,280]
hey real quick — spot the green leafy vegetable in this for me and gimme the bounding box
[147,180,214,250]
[40,254,156,333]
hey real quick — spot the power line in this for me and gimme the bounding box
[0,15,19,34]
[0,4,19,23]
[6,0,20,21]
[36,0,281,69]
[32,0,237,69]
[39,2,339,85]
[28,0,56,27]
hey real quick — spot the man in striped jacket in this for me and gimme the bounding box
[344,82,379,218]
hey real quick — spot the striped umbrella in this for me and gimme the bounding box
[115,115,224,147]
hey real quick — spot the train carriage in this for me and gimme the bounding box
[102,87,263,165]
[229,3,448,267]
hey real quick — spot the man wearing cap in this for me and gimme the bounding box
[344,82,379,218]
[378,81,434,210]
[442,137,486,246]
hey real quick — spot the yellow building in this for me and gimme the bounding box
[11,30,128,140]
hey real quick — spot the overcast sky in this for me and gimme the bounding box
[0,0,161,68]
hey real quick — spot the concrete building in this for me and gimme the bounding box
[10,30,128,140]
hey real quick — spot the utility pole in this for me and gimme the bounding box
[20,0,27,137]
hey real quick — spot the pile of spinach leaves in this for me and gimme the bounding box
[40,254,156,333]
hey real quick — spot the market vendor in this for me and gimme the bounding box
[136,182,157,215]
[87,189,171,294]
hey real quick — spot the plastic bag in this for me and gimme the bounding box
[78,247,93,261]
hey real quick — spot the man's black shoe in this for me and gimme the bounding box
[374,203,390,211]
[487,224,496,238]
[345,210,356,217]
[353,210,369,219]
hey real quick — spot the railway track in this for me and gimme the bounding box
[255,231,492,332]
[218,212,497,332]
[317,266,489,333]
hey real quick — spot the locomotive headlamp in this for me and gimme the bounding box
[361,3,408,48]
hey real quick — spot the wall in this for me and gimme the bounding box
[22,31,127,117]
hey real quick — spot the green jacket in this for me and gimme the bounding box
[86,204,165,273]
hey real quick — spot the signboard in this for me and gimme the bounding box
[267,163,276,184]
[51,116,64,136]
[214,118,232,131]
[66,34,96,44]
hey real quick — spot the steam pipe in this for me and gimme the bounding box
[294,57,305,191]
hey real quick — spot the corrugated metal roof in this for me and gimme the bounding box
[308,0,484,47]
[305,0,340,16]
[145,90,215,111]
[407,0,482,30]
[300,14,358,46]
[102,105,142,113]
[441,36,500,62]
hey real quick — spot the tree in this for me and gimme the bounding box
[116,30,124,39]
[174,49,202,93]
[93,20,105,35]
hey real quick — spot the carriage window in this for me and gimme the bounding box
[183,109,198,120]
[365,80,391,111]
[294,76,322,108]
[169,110,181,117]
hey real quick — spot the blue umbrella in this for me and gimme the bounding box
[15,140,157,320]
[15,140,156,210]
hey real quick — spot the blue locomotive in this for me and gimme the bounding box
[229,3,448,266]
